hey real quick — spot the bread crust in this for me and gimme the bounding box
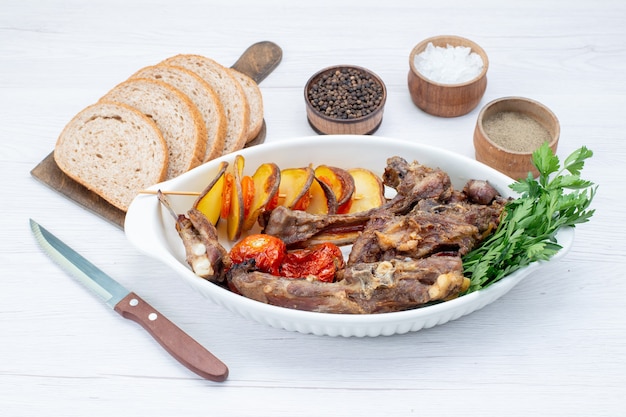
[129,64,227,162]
[100,78,207,179]
[54,101,168,211]
[229,68,264,142]
[161,54,250,155]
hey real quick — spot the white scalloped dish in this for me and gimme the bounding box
[124,135,573,337]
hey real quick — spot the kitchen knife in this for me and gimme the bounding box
[29,218,229,382]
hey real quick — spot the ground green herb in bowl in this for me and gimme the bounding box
[462,143,596,293]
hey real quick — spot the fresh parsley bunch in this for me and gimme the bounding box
[463,143,596,293]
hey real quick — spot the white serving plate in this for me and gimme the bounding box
[124,135,573,337]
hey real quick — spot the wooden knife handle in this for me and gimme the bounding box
[113,292,228,382]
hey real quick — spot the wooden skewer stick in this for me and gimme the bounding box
[139,189,201,196]
[140,190,293,199]
[140,190,363,200]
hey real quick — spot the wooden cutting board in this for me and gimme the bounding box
[31,41,282,229]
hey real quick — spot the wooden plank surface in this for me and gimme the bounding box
[30,151,127,228]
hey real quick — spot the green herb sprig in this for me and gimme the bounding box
[462,143,597,293]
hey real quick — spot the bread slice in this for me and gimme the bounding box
[229,68,264,143]
[129,64,227,162]
[161,54,250,155]
[54,101,168,212]
[100,78,206,179]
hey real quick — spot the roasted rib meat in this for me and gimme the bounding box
[227,255,465,314]
[262,157,456,246]
[347,209,480,265]
[262,157,506,249]
[158,191,229,283]
[382,155,453,214]
[172,209,229,283]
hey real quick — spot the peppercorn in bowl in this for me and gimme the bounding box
[408,35,489,117]
[305,65,387,135]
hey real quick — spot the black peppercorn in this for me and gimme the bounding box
[307,67,383,120]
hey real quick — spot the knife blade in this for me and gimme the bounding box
[29,218,228,382]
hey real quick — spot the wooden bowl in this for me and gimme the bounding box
[408,35,489,117]
[305,65,387,135]
[473,96,560,179]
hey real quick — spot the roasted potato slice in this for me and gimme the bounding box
[242,162,281,231]
[346,168,385,213]
[277,166,315,210]
[192,161,229,225]
[314,165,355,208]
[306,177,338,215]
[226,155,245,241]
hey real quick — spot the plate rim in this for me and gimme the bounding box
[125,134,574,336]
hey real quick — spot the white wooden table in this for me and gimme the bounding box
[2,1,625,415]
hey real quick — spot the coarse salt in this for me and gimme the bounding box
[414,42,484,84]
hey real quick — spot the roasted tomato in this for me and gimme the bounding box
[337,199,353,214]
[280,242,345,282]
[265,191,280,211]
[220,172,234,220]
[229,234,286,275]
[291,192,311,211]
[241,175,255,218]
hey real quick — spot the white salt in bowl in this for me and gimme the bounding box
[408,35,489,117]
[474,96,560,179]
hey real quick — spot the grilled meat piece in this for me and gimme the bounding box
[348,195,507,265]
[382,156,452,214]
[262,206,371,246]
[347,210,480,265]
[263,156,454,245]
[174,208,230,283]
[414,197,508,240]
[186,208,230,281]
[159,191,229,282]
[463,179,500,205]
[227,255,465,314]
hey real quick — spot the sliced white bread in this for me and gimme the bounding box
[129,64,227,162]
[100,78,206,179]
[161,54,250,155]
[229,68,264,143]
[54,101,168,212]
